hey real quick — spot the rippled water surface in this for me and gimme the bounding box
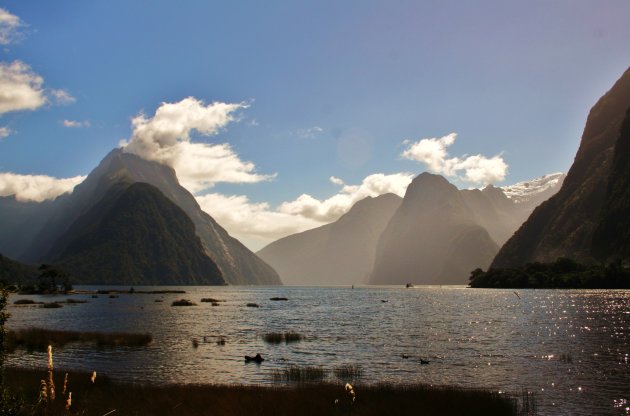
[7,286,630,415]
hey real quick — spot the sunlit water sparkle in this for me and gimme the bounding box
[6,286,630,415]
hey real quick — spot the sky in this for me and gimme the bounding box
[0,1,629,250]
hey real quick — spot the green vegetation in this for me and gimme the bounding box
[41,302,63,309]
[200,298,225,303]
[172,299,196,306]
[263,332,303,344]
[5,327,152,352]
[469,257,630,288]
[13,299,36,305]
[1,286,24,415]
[54,182,224,286]
[0,254,38,287]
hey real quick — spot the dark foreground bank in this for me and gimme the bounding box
[4,367,534,416]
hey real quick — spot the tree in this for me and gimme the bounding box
[37,264,70,294]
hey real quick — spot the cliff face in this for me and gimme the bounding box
[55,182,225,285]
[258,194,402,285]
[591,109,630,263]
[492,67,630,268]
[369,173,498,285]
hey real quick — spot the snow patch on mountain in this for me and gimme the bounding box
[501,173,566,203]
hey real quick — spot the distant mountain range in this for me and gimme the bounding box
[0,149,280,285]
[258,193,402,286]
[492,67,630,268]
[260,171,564,286]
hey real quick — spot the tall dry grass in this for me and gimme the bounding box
[3,367,529,416]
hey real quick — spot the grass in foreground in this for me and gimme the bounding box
[263,332,303,344]
[5,327,152,352]
[4,367,528,416]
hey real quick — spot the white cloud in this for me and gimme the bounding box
[295,126,324,139]
[0,126,10,138]
[196,193,321,249]
[0,172,86,202]
[0,8,23,45]
[121,97,274,193]
[196,172,412,250]
[329,176,344,186]
[401,132,508,185]
[62,119,90,128]
[49,89,76,105]
[279,172,413,222]
[0,61,46,115]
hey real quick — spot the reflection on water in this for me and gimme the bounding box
[6,286,630,415]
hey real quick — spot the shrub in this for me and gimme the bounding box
[13,299,37,305]
[172,299,196,306]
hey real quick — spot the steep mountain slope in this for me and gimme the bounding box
[460,186,519,247]
[0,253,38,285]
[54,181,225,285]
[492,67,630,267]
[21,149,280,285]
[591,109,630,262]
[369,173,498,285]
[258,193,402,285]
[0,196,54,260]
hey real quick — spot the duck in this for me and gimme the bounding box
[244,353,265,363]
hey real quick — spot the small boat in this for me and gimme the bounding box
[244,353,264,363]
[406,283,414,288]
[420,359,429,365]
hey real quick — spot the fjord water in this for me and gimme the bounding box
[7,286,630,415]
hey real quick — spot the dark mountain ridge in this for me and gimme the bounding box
[492,67,630,268]
[1,148,280,285]
[54,181,225,285]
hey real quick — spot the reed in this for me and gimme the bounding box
[272,366,328,383]
[5,327,152,352]
[333,364,363,380]
[4,367,527,415]
[263,332,303,345]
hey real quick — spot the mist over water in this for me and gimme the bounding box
[7,286,630,415]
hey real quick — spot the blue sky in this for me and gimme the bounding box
[0,1,629,249]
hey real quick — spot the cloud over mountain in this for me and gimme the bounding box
[198,172,413,249]
[121,97,274,193]
[402,132,508,185]
[0,172,86,202]
[279,173,413,222]
[196,193,321,245]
